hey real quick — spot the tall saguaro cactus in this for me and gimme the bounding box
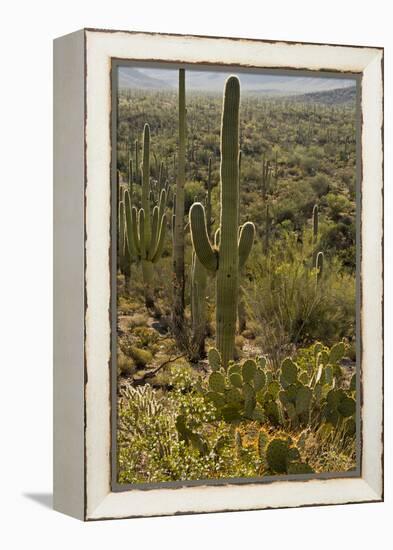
[124,123,167,311]
[172,69,187,347]
[190,76,256,367]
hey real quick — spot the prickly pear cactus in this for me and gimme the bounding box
[264,437,314,475]
[204,348,266,422]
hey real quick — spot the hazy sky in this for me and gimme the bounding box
[118,66,356,95]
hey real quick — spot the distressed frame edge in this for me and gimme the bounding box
[53,29,86,520]
[82,29,383,521]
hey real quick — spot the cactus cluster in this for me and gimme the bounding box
[190,76,256,367]
[202,341,356,436]
[124,123,167,309]
[205,348,267,422]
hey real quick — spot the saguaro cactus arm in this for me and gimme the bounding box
[130,205,140,256]
[138,208,146,259]
[206,157,213,237]
[238,222,256,270]
[189,202,218,272]
[148,206,159,260]
[158,188,167,223]
[124,190,138,257]
[119,200,126,258]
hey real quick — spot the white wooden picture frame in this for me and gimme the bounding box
[53,28,383,521]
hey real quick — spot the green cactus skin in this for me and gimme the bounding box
[124,124,167,310]
[172,68,187,347]
[128,157,133,194]
[266,438,289,473]
[191,252,208,357]
[189,76,255,367]
[205,348,266,422]
[206,157,213,237]
[134,139,139,184]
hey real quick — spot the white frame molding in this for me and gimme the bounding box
[53,28,383,521]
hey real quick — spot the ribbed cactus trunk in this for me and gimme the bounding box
[190,158,212,359]
[191,252,207,358]
[206,157,212,237]
[217,76,240,366]
[172,69,188,349]
[134,139,139,184]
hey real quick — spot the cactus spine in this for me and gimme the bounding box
[172,69,187,347]
[124,123,167,310]
[190,76,255,367]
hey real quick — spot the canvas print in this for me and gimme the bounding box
[114,64,358,486]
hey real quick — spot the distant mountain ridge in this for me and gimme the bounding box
[118,67,356,96]
[288,86,357,105]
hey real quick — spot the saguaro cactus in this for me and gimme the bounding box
[172,69,187,348]
[118,191,129,279]
[124,123,167,310]
[190,76,255,367]
[316,251,324,283]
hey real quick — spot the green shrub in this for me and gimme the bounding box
[127,346,153,368]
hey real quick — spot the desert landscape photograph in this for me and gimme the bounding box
[114,64,358,485]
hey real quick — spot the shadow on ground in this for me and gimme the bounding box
[23,493,53,509]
